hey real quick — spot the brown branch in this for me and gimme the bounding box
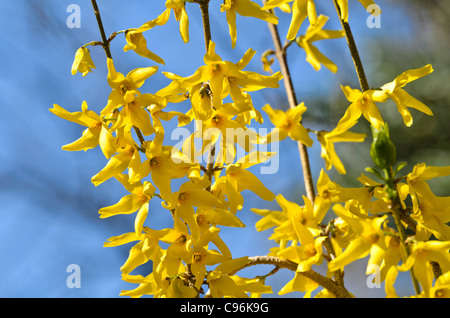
[332,0,369,92]
[229,256,352,298]
[263,3,316,203]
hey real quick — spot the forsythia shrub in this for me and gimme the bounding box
[51,0,450,298]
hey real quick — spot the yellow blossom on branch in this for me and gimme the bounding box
[295,15,345,73]
[220,0,278,48]
[102,58,158,116]
[71,47,96,76]
[377,64,434,127]
[328,204,387,273]
[336,85,385,131]
[316,123,366,174]
[49,101,116,159]
[261,103,313,147]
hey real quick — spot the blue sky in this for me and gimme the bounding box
[0,0,420,297]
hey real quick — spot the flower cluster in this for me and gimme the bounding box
[52,0,449,298]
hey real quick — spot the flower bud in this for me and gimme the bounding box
[370,123,397,170]
[71,47,96,76]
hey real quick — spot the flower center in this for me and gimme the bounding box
[119,82,131,95]
[366,233,380,244]
[175,234,187,245]
[209,63,221,75]
[150,157,161,169]
[192,252,204,263]
[211,115,224,128]
[178,192,191,205]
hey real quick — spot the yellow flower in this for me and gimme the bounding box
[98,174,156,235]
[188,227,231,290]
[262,0,293,12]
[206,257,252,298]
[123,30,165,64]
[165,177,228,242]
[131,131,193,200]
[262,103,313,147]
[91,142,141,186]
[335,0,378,22]
[295,15,344,73]
[225,152,276,213]
[49,101,115,159]
[71,47,95,76]
[328,204,387,272]
[278,271,319,296]
[336,86,385,131]
[316,123,366,174]
[253,194,321,246]
[158,41,247,109]
[110,93,164,136]
[398,240,450,297]
[165,0,190,43]
[430,271,450,298]
[377,64,434,127]
[220,0,278,48]
[101,58,158,116]
[119,235,164,275]
[406,163,450,240]
[285,0,318,40]
[135,7,171,33]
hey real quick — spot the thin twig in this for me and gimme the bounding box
[263,3,316,203]
[195,0,216,191]
[91,0,146,145]
[332,0,369,91]
[230,256,352,298]
[91,0,112,59]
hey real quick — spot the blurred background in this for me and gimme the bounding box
[0,0,448,297]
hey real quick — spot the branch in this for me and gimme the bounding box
[263,3,316,203]
[230,256,352,298]
[90,0,146,145]
[332,0,369,91]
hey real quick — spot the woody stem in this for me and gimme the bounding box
[229,256,352,298]
[332,0,369,91]
[91,0,112,59]
[263,4,316,204]
[91,0,146,146]
[195,0,215,191]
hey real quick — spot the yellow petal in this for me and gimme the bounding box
[135,202,149,236]
[98,194,143,218]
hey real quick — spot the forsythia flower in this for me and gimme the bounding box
[316,122,366,174]
[336,86,385,131]
[124,30,165,64]
[102,58,158,116]
[285,0,318,40]
[406,163,450,240]
[376,64,434,127]
[295,15,345,73]
[71,47,95,76]
[164,0,189,43]
[49,102,115,159]
[165,177,228,242]
[261,0,293,13]
[398,240,450,297]
[98,174,156,235]
[328,204,387,273]
[224,152,276,213]
[91,142,141,186]
[261,103,313,147]
[220,0,278,48]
